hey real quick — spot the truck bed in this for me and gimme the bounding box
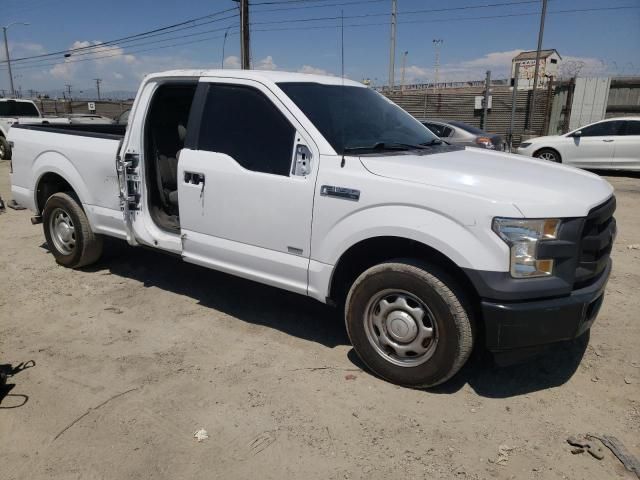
[11,122,126,140]
[9,121,127,239]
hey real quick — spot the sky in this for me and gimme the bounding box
[1,0,639,97]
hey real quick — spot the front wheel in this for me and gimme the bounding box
[42,192,103,268]
[0,137,11,160]
[534,148,561,163]
[345,260,474,388]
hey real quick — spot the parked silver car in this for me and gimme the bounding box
[420,119,505,151]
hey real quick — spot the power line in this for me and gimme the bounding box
[3,31,238,72]
[253,0,386,12]
[1,5,636,72]
[250,5,640,31]
[1,7,238,65]
[9,22,239,68]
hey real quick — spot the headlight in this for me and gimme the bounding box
[519,142,532,148]
[492,218,560,278]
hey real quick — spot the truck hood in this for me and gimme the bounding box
[359,147,613,218]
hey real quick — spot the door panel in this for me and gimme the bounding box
[178,80,319,295]
[562,120,623,168]
[562,136,615,168]
[611,121,640,170]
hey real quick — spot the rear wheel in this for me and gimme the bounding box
[42,192,103,268]
[0,137,11,160]
[534,148,561,163]
[345,259,474,388]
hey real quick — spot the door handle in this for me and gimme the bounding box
[602,139,615,142]
[184,171,205,185]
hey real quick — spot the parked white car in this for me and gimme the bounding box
[9,70,617,387]
[517,117,640,171]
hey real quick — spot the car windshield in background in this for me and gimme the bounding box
[278,83,439,154]
[0,101,39,117]
[449,121,485,135]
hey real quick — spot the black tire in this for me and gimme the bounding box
[534,148,561,163]
[42,192,103,268]
[345,259,473,388]
[0,137,11,160]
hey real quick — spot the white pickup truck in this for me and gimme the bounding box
[0,98,70,160]
[9,70,617,387]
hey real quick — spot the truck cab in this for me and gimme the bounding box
[8,70,616,388]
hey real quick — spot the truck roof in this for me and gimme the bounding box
[146,69,366,88]
[0,98,37,103]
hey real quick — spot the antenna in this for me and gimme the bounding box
[340,9,346,167]
[341,9,345,80]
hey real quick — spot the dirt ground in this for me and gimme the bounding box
[0,159,638,480]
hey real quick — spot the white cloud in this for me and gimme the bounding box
[256,55,277,71]
[298,65,332,76]
[223,55,241,69]
[461,49,524,68]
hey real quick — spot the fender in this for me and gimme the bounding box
[314,204,511,272]
[307,203,516,302]
[32,152,92,213]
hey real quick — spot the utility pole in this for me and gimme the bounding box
[508,62,520,152]
[94,78,102,100]
[433,39,443,86]
[65,84,72,99]
[527,0,548,132]
[2,23,29,97]
[400,50,408,91]
[239,0,250,69]
[388,0,397,90]
[481,70,491,130]
[2,27,14,97]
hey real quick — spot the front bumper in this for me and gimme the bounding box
[481,259,611,355]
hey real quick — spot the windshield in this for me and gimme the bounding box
[0,100,40,117]
[278,83,438,154]
[449,121,485,135]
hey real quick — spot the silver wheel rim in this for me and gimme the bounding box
[538,151,556,162]
[0,143,5,159]
[49,207,76,255]
[364,289,438,367]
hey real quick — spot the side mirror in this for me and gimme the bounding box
[572,130,582,137]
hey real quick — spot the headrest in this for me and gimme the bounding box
[177,124,187,142]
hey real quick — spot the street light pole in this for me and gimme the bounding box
[221,27,231,69]
[2,22,29,98]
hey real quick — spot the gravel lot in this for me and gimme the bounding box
[1,160,638,479]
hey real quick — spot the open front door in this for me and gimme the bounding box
[177,79,319,295]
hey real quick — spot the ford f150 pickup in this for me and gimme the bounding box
[9,70,616,387]
[0,98,70,160]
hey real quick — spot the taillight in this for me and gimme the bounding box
[475,136,495,149]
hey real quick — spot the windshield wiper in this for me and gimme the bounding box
[343,142,429,153]
[420,139,443,146]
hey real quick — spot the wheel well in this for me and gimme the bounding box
[533,146,561,161]
[36,172,75,213]
[328,236,479,307]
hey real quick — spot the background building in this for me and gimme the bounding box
[512,49,562,89]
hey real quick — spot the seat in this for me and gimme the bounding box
[155,123,186,208]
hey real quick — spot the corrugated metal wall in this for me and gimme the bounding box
[569,77,611,130]
[384,88,549,146]
[606,78,640,118]
[36,99,132,118]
